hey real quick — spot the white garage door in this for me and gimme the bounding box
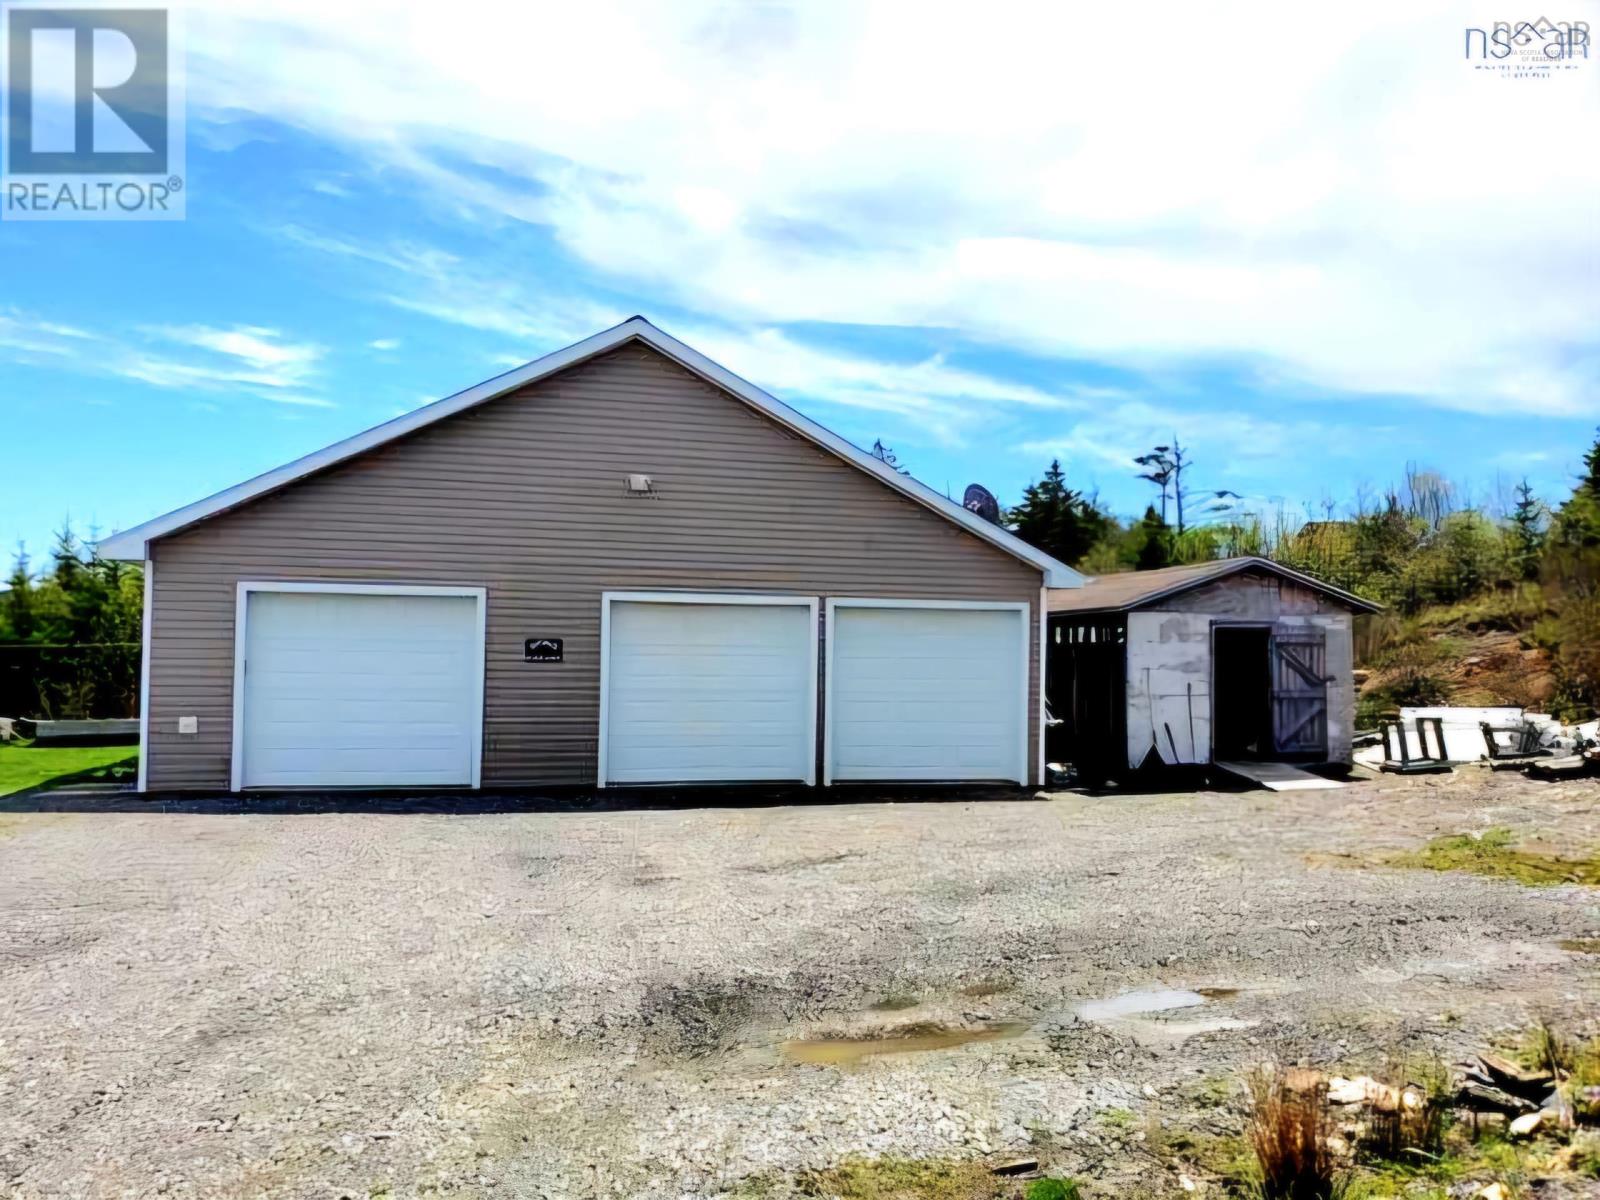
[826,602,1028,784]
[602,595,817,785]
[237,588,483,789]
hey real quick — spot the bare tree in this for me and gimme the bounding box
[1134,437,1240,534]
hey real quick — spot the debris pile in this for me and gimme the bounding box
[1239,1036,1600,1194]
[1354,705,1600,779]
[1454,1051,1557,1119]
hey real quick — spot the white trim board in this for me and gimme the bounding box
[1037,585,1046,789]
[96,317,1080,589]
[597,591,821,788]
[823,597,1032,787]
[229,581,488,792]
[136,558,152,792]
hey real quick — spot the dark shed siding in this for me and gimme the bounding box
[146,344,1043,790]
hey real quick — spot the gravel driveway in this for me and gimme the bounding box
[1,771,1595,1198]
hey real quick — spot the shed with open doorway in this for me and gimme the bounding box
[1044,558,1380,782]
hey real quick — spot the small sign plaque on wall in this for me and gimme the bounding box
[524,638,563,663]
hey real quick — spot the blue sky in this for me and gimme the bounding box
[3,2,1597,566]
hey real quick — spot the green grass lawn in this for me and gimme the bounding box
[0,741,138,796]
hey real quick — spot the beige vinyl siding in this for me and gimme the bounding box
[146,343,1043,791]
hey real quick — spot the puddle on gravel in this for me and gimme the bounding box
[1075,987,1209,1021]
[783,1020,1028,1066]
[1073,985,1255,1046]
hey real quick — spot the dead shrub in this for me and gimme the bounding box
[1247,1067,1340,1200]
[1361,1056,1448,1163]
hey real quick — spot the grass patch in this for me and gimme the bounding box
[1569,1133,1600,1178]
[1163,1129,1257,1185]
[1343,1053,1451,1170]
[1023,1181,1081,1200]
[1183,1073,1239,1109]
[1413,586,1546,634]
[1387,828,1600,887]
[1500,1021,1600,1128]
[755,1158,1087,1200]
[795,1156,1011,1199]
[1340,1126,1544,1198]
[1355,670,1453,728]
[0,740,137,796]
[1568,1036,1600,1125]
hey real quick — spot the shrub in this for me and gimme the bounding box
[1548,590,1600,721]
[1360,1057,1449,1163]
[1247,1068,1341,1200]
[1567,1036,1600,1126]
[1356,672,1451,729]
[1024,1180,1083,1200]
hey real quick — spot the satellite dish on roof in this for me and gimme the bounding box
[963,483,1001,524]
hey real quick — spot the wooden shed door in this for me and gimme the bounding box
[1269,631,1329,757]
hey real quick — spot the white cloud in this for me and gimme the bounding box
[676,323,1106,445]
[182,1,1599,414]
[152,325,325,387]
[1019,400,1354,505]
[0,311,331,407]
[262,392,336,408]
[274,223,624,347]
[368,337,401,351]
[275,223,1113,441]
[1489,448,1553,468]
[0,310,95,357]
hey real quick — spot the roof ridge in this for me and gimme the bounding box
[97,320,1082,587]
[1052,555,1379,614]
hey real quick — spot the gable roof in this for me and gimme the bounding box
[1046,556,1380,614]
[97,317,1081,586]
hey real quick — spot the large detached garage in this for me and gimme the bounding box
[100,317,1077,793]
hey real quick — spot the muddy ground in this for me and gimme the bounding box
[0,769,1595,1198]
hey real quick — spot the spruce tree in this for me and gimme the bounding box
[1131,506,1174,570]
[1551,427,1600,552]
[1008,459,1107,567]
[1,544,35,642]
[1508,478,1546,581]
